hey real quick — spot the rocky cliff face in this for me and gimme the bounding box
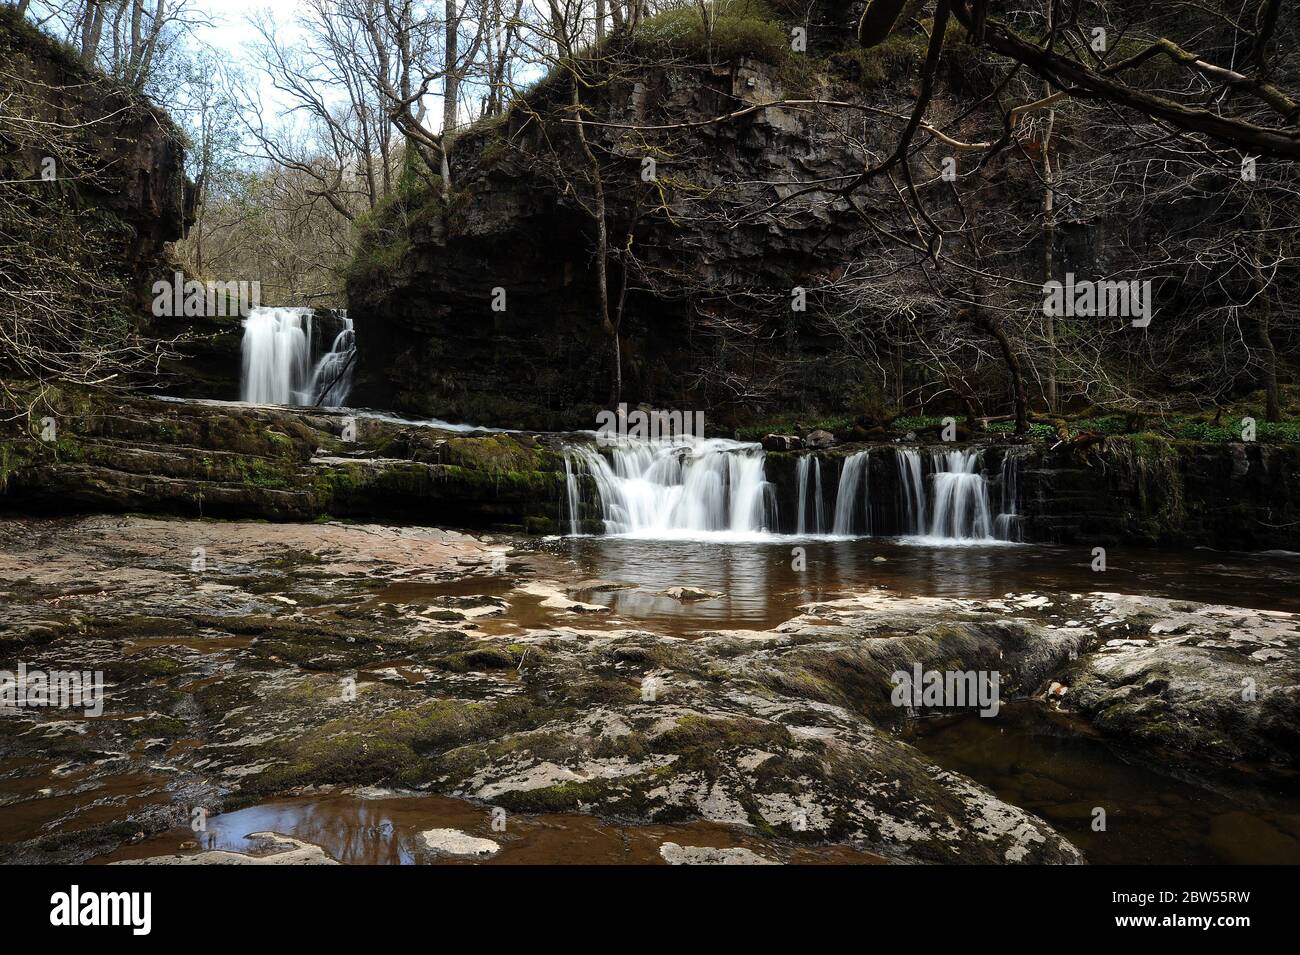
[1018,437,1300,550]
[348,14,951,430]
[0,9,191,335]
[764,436,1300,549]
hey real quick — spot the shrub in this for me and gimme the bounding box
[633,0,792,66]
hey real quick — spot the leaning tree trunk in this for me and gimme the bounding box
[968,306,1029,435]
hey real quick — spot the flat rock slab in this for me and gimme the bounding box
[420,829,500,857]
[115,832,338,866]
[659,842,777,865]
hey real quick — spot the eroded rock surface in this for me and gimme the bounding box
[1058,594,1300,774]
[2,517,1294,865]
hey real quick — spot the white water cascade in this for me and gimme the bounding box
[895,447,997,541]
[794,455,827,535]
[564,438,777,537]
[926,449,995,540]
[830,451,870,536]
[994,450,1024,542]
[565,440,1016,543]
[896,447,927,535]
[563,456,581,535]
[240,307,357,407]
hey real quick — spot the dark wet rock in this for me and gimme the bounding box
[661,587,722,602]
[1057,594,1300,777]
[761,435,803,452]
[0,11,190,306]
[1016,437,1300,550]
[4,516,1293,865]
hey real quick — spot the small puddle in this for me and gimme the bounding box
[92,791,886,865]
[0,769,174,845]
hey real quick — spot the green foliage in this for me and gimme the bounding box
[345,151,442,288]
[891,414,949,432]
[633,0,793,65]
[1173,420,1300,443]
[985,421,1055,437]
[828,30,929,87]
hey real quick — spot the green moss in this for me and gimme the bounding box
[346,151,445,289]
[136,657,185,678]
[633,0,793,66]
[524,515,555,535]
[444,434,549,473]
[120,715,188,739]
[494,778,611,813]
[244,696,545,796]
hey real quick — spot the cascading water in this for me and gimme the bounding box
[830,451,870,535]
[240,307,356,407]
[309,319,356,406]
[563,456,581,536]
[794,455,828,535]
[926,449,994,540]
[995,450,1024,542]
[564,438,777,537]
[564,439,1018,543]
[896,448,927,535]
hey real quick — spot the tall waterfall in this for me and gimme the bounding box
[564,438,777,537]
[241,307,356,407]
[795,455,827,535]
[830,451,870,536]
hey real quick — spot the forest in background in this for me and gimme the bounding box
[2,0,1298,430]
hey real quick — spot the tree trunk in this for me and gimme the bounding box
[1250,253,1282,422]
[969,307,1029,435]
[441,0,460,199]
[1041,109,1058,413]
[125,0,144,84]
[81,1,105,67]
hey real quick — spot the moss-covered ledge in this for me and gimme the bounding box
[0,383,568,532]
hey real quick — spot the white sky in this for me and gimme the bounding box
[191,0,302,48]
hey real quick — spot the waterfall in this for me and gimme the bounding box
[563,439,1022,543]
[995,450,1024,542]
[813,457,826,535]
[240,307,356,407]
[896,448,926,535]
[563,456,581,535]
[309,318,356,406]
[563,438,776,537]
[830,451,870,535]
[927,449,995,540]
[795,455,827,535]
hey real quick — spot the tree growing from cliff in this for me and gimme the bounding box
[0,36,185,389]
[26,0,208,96]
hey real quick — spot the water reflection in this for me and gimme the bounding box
[910,705,1300,864]
[552,537,1300,634]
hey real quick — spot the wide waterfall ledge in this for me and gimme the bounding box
[562,437,1026,545]
[241,306,356,407]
